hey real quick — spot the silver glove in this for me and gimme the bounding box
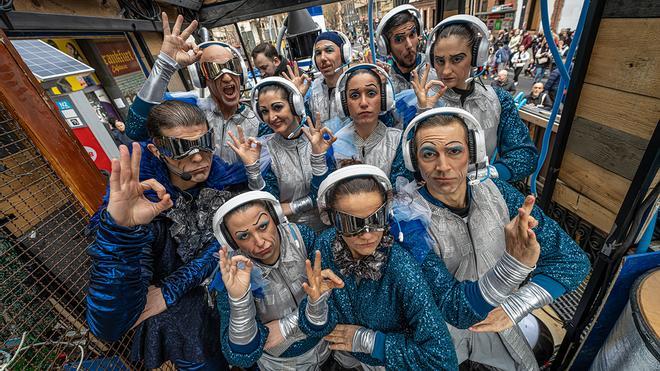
[138,52,179,104]
[310,151,329,176]
[245,161,265,190]
[304,290,330,326]
[352,327,376,354]
[228,288,258,346]
[501,282,553,324]
[478,251,534,306]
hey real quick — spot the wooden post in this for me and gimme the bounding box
[0,29,106,215]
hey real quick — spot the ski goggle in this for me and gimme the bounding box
[331,202,388,237]
[153,128,215,160]
[200,57,243,81]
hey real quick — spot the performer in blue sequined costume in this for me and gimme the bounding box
[297,165,459,370]
[394,107,590,370]
[86,101,247,370]
[410,15,538,182]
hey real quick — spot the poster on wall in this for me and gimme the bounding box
[43,39,99,91]
[95,39,146,105]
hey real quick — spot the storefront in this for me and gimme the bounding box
[477,4,517,31]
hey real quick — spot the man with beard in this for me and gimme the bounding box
[125,12,271,166]
[375,4,436,93]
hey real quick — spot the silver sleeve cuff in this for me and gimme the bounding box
[278,311,301,340]
[352,327,376,354]
[290,196,314,215]
[228,288,258,346]
[138,52,179,104]
[501,282,553,324]
[304,290,330,326]
[245,161,265,190]
[478,251,534,306]
[310,151,328,176]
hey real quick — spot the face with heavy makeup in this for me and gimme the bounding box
[387,20,420,70]
[257,86,299,138]
[333,190,386,259]
[314,40,343,78]
[147,123,213,188]
[432,35,473,90]
[224,203,281,265]
[415,119,470,207]
[202,45,241,110]
[345,71,381,128]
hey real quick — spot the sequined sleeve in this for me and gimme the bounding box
[371,246,458,369]
[86,210,154,342]
[493,87,539,181]
[160,241,219,307]
[389,142,414,186]
[262,164,280,199]
[217,288,268,367]
[125,96,155,141]
[493,178,591,296]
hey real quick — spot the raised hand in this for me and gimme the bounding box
[219,246,253,299]
[301,112,336,155]
[107,143,173,227]
[411,64,447,109]
[469,306,514,333]
[226,125,262,165]
[160,12,202,67]
[302,250,344,303]
[284,61,312,96]
[504,195,541,268]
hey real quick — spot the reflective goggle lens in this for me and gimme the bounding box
[200,58,243,81]
[332,203,388,237]
[154,128,215,160]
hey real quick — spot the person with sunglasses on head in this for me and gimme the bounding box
[226,77,337,231]
[86,101,248,371]
[332,64,413,187]
[393,108,590,370]
[412,15,538,182]
[295,165,459,370]
[124,13,271,168]
[210,191,344,370]
[375,4,437,94]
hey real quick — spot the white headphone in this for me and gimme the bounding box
[317,165,393,226]
[212,191,287,250]
[333,63,395,118]
[192,41,249,87]
[375,4,424,58]
[250,77,306,121]
[425,15,490,68]
[311,31,353,71]
[402,107,487,172]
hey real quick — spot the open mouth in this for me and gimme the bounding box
[222,83,237,97]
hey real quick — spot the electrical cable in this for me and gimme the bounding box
[117,0,160,21]
[529,0,590,195]
[212,0,250,24]
[0,0,14,13]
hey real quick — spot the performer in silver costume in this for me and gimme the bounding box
[395,107,590,370]
[212,191,344,370]
[332,64,412,186]
[124,13,270,166]
[227,77,336,231]
[286,31,352,129]
[374,4,436,93]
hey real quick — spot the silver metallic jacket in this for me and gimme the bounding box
[334,121,401,176]
[390,59,437,94]
[201,100,261,165]
[308,76,342,123]
[414,179,540,371]
[243,224,329,369]
[266,134,324,230]
[440,84,501,158]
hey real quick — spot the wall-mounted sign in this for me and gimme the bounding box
[95,40,141,77]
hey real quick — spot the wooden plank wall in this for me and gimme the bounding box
[551,0,660,232]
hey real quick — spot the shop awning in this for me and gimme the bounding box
[11,39,94,82]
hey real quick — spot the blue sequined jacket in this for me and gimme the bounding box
[299,228,459,370]
[86,143,246,367]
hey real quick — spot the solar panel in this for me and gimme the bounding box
[11,39,95,82]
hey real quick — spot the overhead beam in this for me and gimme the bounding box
[0,11,164,33]
[200,0,342,28]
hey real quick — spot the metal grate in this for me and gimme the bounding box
[0,101,170,370]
